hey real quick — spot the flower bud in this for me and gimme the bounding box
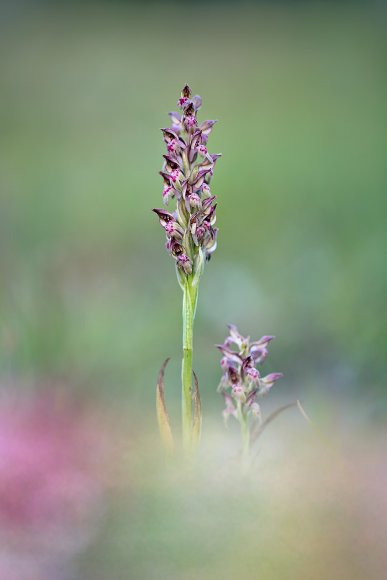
[182,84,192,98]
[167,139,178,153]
[177,86,191,109]
[164,220,184,239]
[246,366,260,382]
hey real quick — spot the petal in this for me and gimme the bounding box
[262,372,284,384]
[192,95,202,110]
[199,119,217,136]
[168,111,181,125]
[226,323,246,349]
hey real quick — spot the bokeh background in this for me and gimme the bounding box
[0,1,386,579]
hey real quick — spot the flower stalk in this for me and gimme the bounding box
[181,276,198,449]
[239,404,250,469]
[153,85,220,454]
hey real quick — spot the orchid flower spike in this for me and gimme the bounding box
[217,324,286,469]
[153,85,220,282]
[153,86,221,454]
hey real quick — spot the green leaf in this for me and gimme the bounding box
[251,402,297,444]
[156,358,174,454]
[250,399,311,445]
[192,370,202,448]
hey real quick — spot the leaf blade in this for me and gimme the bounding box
[251,399,312,444]
[156,358,175,454]
[251,402,297,444]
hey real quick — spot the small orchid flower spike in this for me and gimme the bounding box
[217,324,288,469]
[217,324,310,471]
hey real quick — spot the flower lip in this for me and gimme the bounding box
[177,96,189,108]
[246,367,260,382]
[184,115,197,129]
[167,140,178,153]
[232,384,246,401]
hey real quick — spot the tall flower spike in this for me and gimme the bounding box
[153,86,221,454]
[154,85,220,280]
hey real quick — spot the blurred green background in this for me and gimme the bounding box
[0,2,386,577]
[1,0,386,414]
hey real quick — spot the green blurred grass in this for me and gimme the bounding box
[0,1,386,413]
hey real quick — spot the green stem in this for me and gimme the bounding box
[182,276,198,452]
[238,404,251,473]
